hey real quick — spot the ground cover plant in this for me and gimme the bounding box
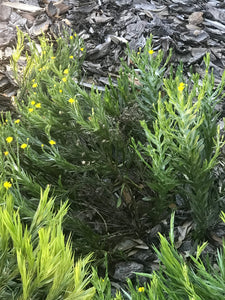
[96,213,225,299]
[0,184,95,299]
[132,55,225,237]
[5,29,225,238]
[2,182,225,299]
[1,28,225,298]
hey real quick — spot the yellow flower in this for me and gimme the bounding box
[68,98,75,104]
[49,140,56,145]
[14,119,20,124]
[178,82,185,92]
[28,108,34,113]
[138,287,145,293]
[137,52,140,55]
[148,49,155,55]
[62,77,67,82]
[59,89,63,93]
[32,83,38,88]
[38,67,43,72]
[32,79,35,82]
[69,55,74,59]
[74,33,77,37]
[41,144,44,148]
[3,181,12,190]
[4,151,9,156]
[64,69,69,74]
[51,56,56,59]
[6,136,13,144]
[35,103,41,108]
[80,47,84,52]
[21,143,28,149]
[70,36,73,40]
[5,119,8,123]
[31,101,36,105]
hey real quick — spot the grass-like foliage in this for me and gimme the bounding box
[93,213,225,299]
[129,212,225,299]
[0,183,95,299]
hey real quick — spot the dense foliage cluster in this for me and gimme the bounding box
[0,29,225,298]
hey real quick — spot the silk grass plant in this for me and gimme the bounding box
[0,184,95,299]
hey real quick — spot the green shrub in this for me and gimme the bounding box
[0,183,95,299]
[130,212,225,299]
[2,27,225,256]
[125,35,172,124]
[132,54,225,237]
[9,29,140,199]
[2,29,151,253]
[91,214,225,299]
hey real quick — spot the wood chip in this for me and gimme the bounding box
[2,2,44,13]
[188,11,204,26]
[0,3,12,21]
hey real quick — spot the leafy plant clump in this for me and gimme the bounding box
[133,55,225,237]
[2,30,167,253]
[0,184,95,300]
[128,212,225,300]
[2,185,225,300]
[1,27,225,262]
[93,213,225,299]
